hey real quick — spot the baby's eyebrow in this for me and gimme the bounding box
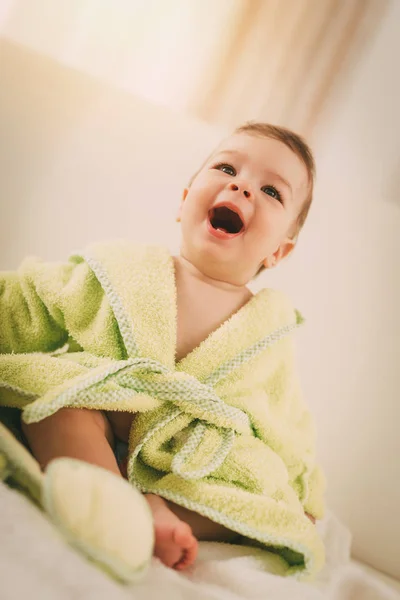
[213,149,242,159]
[270,172,292,194]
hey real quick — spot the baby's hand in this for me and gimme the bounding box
[305,512,316,524]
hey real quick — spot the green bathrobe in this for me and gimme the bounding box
[0,240,325,579]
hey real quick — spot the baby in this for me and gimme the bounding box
[1,122,323,574]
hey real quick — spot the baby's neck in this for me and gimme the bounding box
[173,256,253,362]
[173,255,251,297]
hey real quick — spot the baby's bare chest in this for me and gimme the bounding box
[175,298,228,363]
[175,282,252,361]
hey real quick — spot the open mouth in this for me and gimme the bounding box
[208,205,244,235]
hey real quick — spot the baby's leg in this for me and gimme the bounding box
[164,501,240,543]
[21,408,198,569]
[21,407,121,475]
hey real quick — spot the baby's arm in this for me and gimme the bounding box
[21,407,121,475]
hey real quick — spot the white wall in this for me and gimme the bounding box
[263,0,400,579]
[316,3,400,576]
[0,0,399,581]
[0,41,223,266]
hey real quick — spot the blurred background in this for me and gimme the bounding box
[0,0,391,132]
[0,0,399,582]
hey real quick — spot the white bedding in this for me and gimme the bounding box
[0,482,399,600]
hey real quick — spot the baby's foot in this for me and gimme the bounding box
[145,494,198,570]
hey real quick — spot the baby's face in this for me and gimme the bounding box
[178,133,310,285]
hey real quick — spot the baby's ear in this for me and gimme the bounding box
[262,238,295,269]
[176,188,189,222]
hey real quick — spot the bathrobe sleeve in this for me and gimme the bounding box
[302,463,326,520]
[283,355,326,521]
[254,333,326,521]
[285,338,326,521]
[289,363,326,520]
[0,254,124,358]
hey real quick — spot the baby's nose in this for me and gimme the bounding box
[227,182,252,199]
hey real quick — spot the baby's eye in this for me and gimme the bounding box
[261,185,282,203]
[214,163,236,176]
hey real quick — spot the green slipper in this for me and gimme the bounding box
[0,422,154,583]
[43,458,154,582]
